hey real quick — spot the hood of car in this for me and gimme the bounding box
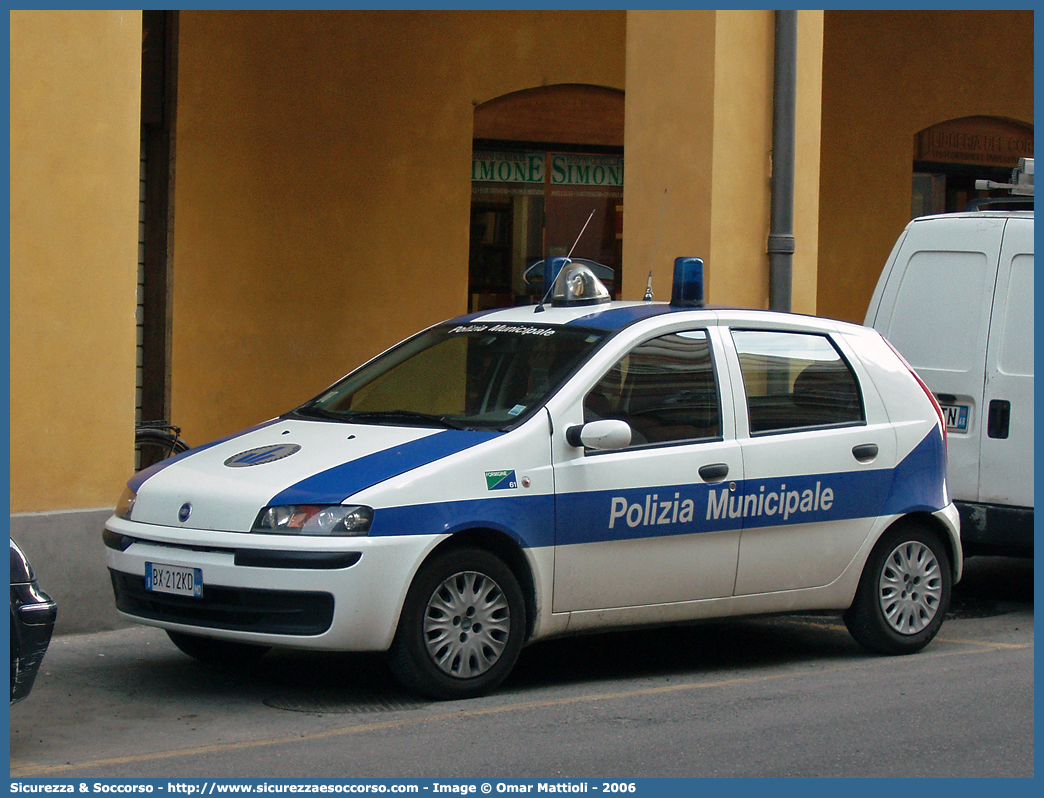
[126,419,498,532]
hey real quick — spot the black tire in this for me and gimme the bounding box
[389,548,526,700]
[844,521,952,655]
[136,427,189,471]
[166,630,271,665]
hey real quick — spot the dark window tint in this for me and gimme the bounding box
[732,330,864,434]
[584,330,720,447]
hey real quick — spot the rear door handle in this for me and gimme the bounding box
[698,463,729,483]
[852,443,878,463]
[987,400,1011,439]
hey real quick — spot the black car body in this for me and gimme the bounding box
[10,539,57,703]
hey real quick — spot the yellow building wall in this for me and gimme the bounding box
[708,11,775,308]
[621,10,716,302]
[10,10,143,513]
[818,10,1034,323]
[172,10,627,443]
[622,10,822,312]
[791,12,825,316]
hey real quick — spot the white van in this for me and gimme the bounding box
[865,167,1033,557]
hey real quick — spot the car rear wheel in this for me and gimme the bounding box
[389,548,525,700]
[166,630,271,665]
[844,521,952,655]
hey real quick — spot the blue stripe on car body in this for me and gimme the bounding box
[269,429,502,506]
[553,468,896,546]
[371,493,556,549]
[365,428,946,548]
[881,425,948,515]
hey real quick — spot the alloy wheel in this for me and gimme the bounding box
[422,570,511,678]
[878,540,943,634]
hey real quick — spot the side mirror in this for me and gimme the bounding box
[566,419,632,451]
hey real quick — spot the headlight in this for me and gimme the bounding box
[251,504,373,536]
[114,487,137,520]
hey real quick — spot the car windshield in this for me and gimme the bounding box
[291,322,606,430]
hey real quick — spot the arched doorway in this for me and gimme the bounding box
[912,116,1033,216]
[470,84,625,311]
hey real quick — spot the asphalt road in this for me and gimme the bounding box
[9,556,1033,779]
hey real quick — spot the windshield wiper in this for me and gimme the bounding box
[288,405,472,430]
[337,410,470,430]
[286,405,348,422]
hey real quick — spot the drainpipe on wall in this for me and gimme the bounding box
[768,10,797,312]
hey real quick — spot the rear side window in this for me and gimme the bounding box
[732,330,864,434]
[584,330,721,447]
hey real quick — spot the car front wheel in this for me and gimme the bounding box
[389,548,525,700]
[844,521,952,655]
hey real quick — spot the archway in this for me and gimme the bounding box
[470,85,625,310]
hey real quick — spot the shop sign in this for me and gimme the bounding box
[472,151,625,187]
[472,151,545,184]
[914,116,1033,168]
[550,154,624,188]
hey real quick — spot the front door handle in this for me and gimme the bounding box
[852,443,878,463]
[698,463,729,483]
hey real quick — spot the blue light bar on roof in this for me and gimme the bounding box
[542,256,570,297]
[670,257,705,307]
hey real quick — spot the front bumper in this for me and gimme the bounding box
[103,515,443,652]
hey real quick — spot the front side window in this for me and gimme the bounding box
[294,323,605,430]
[732,330,864,434]
[584,330,721,447]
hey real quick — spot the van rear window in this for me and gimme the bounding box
[887,250,990,372]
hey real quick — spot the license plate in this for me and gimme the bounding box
[145,562,203,598]
[939,403,969,433]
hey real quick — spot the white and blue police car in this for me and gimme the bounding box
[105,258,961,700]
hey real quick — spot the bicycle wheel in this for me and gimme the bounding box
[135,427,189,471]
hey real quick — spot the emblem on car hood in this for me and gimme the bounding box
[224,444,302,468]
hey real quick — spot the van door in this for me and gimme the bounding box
[868,216,1005,505]
[978,217,1034,509]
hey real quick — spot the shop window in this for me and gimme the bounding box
[470,85,625,312]
[470,149,623,311]
[913,116,1033,216]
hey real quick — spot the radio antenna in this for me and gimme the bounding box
[644,189,667,301]
[536,208,597,313]
[567,208,597,257]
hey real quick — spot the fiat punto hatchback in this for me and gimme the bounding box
[105,259,961,699]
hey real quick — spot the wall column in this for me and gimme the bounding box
[623,10,822,312]
[10,10,142,512]
[10,10,143,634]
